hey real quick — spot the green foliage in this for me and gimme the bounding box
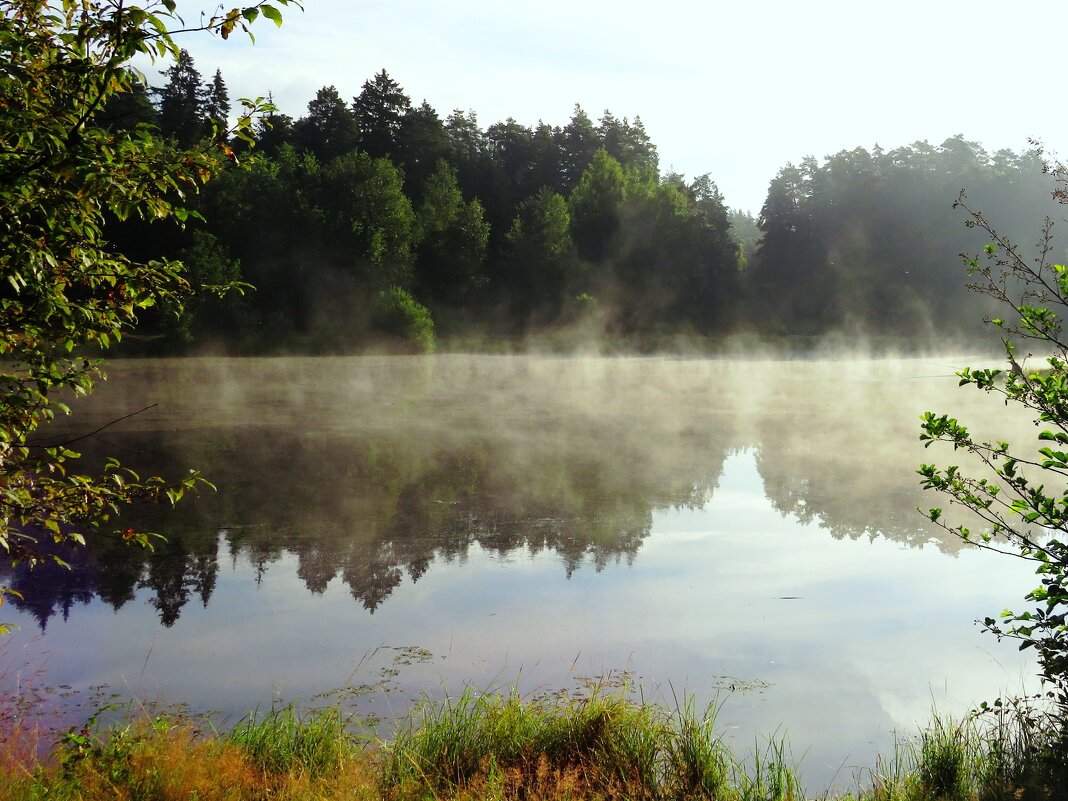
[229,705,353,777]
[0,0,297,618]
[162,229,246,345]
[319,149,418,279]
[413,160,490,308]
[294,85,357,161]
[568,149,629,263]
[918,167,1068,745]
[352,69,411,160]
[560,104,602,188]
[727,207,761,270]
[154,48,209,146]
[565,154,740,336]
[752,141,1055,338]
[503,188,577,321]
[375,287,436,353]
[382,687,801,801]
[112,73,1054,350]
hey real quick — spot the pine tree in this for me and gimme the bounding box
[352,69,412,159]
[294,85,357,161]
[204,68,230,133]
[154,48,207,147]
[560,105,600,188]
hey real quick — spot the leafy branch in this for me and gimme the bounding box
[0,0,299,622]
[920,168,1068,723]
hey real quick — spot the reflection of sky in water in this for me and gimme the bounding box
[3,447,1037,792]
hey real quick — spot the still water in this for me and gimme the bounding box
[0,355,1042,789]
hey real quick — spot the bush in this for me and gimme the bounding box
[375,286,437,353]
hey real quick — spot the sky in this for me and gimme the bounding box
[163,0,1068,213]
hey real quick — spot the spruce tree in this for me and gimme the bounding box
[204,68,231,133]
[155,48,207,147]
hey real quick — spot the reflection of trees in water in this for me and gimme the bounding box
[5,418,729,626]
[4,532,220,629]
[755,447,954,551]
[9,357,1017,630]
[221,429,714,612]
[752,386,957,551]
[6,548,96,630]
[748,363,1039,554]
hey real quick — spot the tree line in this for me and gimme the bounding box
[108,54,1063,353]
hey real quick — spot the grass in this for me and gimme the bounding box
[849,702,1067,801]
[0,688,1064,801]
[228,705,355,778]
[380,686,749,800]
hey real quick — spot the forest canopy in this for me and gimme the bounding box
[111,61,1064,354]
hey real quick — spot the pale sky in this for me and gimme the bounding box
[163,0,1067,213]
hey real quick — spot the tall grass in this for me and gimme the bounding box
[916,713,981,799]
[0,707,375,801]
[228,705,354,778]
[663,693,731,799]
[1,687,1064,801]
[734,735,803,801]
[381,686,801,800]
[856,700,1066,801]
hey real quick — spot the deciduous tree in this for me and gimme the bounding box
[413,161,489,309]
[0,0,298,630]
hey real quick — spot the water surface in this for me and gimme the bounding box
[1,355,1042,790]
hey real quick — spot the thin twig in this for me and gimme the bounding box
[22,403,159,449]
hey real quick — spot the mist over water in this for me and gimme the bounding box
[1,354,1044,790]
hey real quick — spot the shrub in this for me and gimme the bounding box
[375,287,437,353]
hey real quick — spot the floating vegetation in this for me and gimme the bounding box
[710,674,772,694]
[385,645,436,665]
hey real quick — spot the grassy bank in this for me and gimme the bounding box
[0,689,1064,801]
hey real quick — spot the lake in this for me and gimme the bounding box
[0,354,1042,791]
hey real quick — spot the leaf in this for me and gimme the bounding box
[260,4,283,25]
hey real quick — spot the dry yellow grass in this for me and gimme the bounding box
[0,718,361,801]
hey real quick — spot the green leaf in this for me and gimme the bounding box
[260,4,283,25]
